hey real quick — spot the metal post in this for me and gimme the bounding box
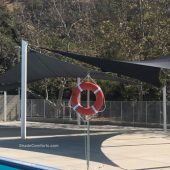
[69,105,72,120]
[3,91,7,122]
[43,100,46,118]
[17,89,21,119]
[86,74,90,170]
[18,46,21,119]
[110,101,112,118]
[62,102,65,119]
[133,101,135,127]
[145,101,148,127]
[76,77,81,125]
[121,101,123,121]
[86,105,90,170]
[163,85,167,132]
[87,90,90,107]
[87,119,90,170]
[30,100,33,118]
[21,40,28,139]
[160,101,162,125]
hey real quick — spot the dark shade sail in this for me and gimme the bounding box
[53,50,162,87]
[130,54,170,69]
[0,50,121,91]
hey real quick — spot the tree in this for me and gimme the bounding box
[1,0,170,100]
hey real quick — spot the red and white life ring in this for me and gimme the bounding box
[71,82,104,115]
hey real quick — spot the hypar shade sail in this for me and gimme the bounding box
[0,50,121,91]
[53,50,162,87]
[129,54,170,69]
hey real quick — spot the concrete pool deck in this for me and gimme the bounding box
[0,121,170,170]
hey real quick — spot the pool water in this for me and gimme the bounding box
[0,156,59,170]
[0,165,19,170]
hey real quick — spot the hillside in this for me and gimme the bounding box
[0,0,169,100]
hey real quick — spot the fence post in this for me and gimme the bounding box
[76,77,81,125]
[109,101,111,118]
[63,102,65,119]
[3,91,7,122]
[69,103,72,120]
[121,101,123,121]
[160,101,162,125]
[43,100,46,118]
[18,46,21,120]
[145,101,148,127]
[30,100,33,118]
[133,101,135,126]
[162,85,167,131]
[17,90,20,120]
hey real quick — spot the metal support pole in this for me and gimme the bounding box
[163,85,167,132]
[3,91,7,122]
[86,74,90,170]
[21,40,28,139]
[76,77,81,125]
[86,119,90,170]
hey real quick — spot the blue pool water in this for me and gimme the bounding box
[0,165,19,170]
[0,156,59,170]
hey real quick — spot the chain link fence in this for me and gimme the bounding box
[98,101,164,126]
[0,95,168,127]
[0,95,19,121]
[26,99,169,127]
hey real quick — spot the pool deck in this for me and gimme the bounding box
[0,121,170,170]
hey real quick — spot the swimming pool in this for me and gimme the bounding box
[0,165,18,170]
[0,157,59,170]
[0,164,18,170]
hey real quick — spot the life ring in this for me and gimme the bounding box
[71,82,104,115]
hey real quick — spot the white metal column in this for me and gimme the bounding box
[163,85,167,132]
[77,77,81,125]
[21,40,28,139]
[3,91,7,122]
